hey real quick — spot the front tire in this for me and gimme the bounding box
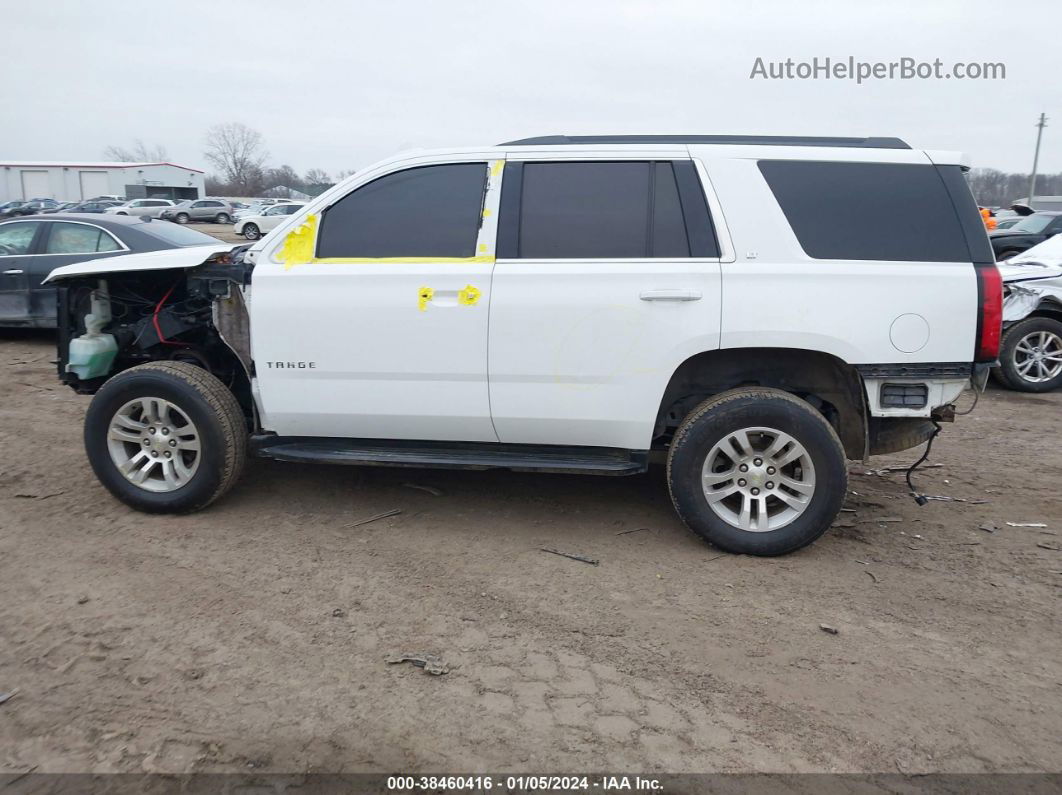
[242,223,261,240]
[84,362,247,513]
[667,388,847,556]
[215,213,231,224]
[175,213,190,224]
[995,317,1062,392]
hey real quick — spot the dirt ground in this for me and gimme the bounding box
[0,330,1059,777]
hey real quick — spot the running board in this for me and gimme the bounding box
[251,436,648,476]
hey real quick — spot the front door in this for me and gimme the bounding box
[0,221,44,325]
[488,158,724,451]
[251,156,504,441]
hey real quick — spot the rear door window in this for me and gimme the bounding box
[45,222,122,254]
[758,160,971,262]
[317,163,487,258]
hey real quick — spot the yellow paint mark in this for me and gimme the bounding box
[458,285,481,306]
[309,255,495,266]
[491,160,504,177]
[418,286,434,312]
[482,208,492,218]
[280,214,319,269]
[478,243,487,253]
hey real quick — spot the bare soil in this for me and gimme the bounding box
[1,330,1059,775]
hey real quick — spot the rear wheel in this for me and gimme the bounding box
[84,362,247,513]
[996,317,1062,392]
[667,388,847,556]
[242,223,261,240]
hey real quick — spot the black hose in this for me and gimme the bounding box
[905,420,942,506]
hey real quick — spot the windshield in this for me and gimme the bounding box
[139,222,222,247]
[1010,214,1055,234]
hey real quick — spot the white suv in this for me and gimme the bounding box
[44,135,1002,556]
[105,198,175,218]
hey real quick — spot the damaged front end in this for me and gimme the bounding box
[48,245,255,407]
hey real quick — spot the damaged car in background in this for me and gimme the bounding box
[995,236,1062,392]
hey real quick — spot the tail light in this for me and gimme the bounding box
[975,263,1002,362]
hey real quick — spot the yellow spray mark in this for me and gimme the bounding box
[478,243,487,253]
[418,286,435,312]
[458,285,481,306]
[280,214,319,269]
[491,160,504,177]
[482,208,492,218]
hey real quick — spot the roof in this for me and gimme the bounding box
[500,135,911,149]
[0,161,205,173]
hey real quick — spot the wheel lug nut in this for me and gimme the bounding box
[739,464,749,472]
[148,427,155,434]
[162,428,169,436]
[751,487,760,496]
[766,466,776,475]
[753,458,763,466]
[738,478,747,487]
[151,451,158,458]
[765,481,774,489]
[143,439,150,446]
[164,451,171,458]
[169,439,177,447]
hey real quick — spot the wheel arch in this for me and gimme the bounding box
[655,347,867,459]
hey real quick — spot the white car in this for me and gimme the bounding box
[44,134,1000,557]
[105,199,175,219]
[995,236,1062,391]
[233,202,305,240]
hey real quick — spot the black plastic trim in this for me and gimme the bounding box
[935,165,995,266]
[856,363,972,378]
[501,135,910,149]
[496,161,523,259]
[251,436,648,476]
[672,160,720,257]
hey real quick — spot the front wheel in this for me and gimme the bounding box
[174,213,190,224]
[241,223,260,240]
[84,362,247,513]
[667,388,847,556]
[215,213,231,224]
[995,317,1062,392]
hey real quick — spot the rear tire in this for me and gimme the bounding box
[667,388,847,556]
[995,316,1062,392]
[84,362,247,513]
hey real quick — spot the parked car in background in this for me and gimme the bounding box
[159,199,234,225]
[105,198,175,218]
[995,236,1062,392]
[234,199,298,220]
[994,217,1023,230]
[233,202,305,239]
[0,214,222,328]
[0,201,27,218]
[87,195,125,202]
[12,199,62,216]
[990,212,1062,260]
[41,201,81,214]
[60,200,123,214]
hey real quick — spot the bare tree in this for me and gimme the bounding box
[334,169,357,181]
[203,123,269,195]
[304,168,332,186]
[103,139,169,162]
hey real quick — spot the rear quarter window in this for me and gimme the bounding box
[758,160,972,262]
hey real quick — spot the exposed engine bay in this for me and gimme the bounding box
[55,245,255,411]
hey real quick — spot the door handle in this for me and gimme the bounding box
[3,269,24,275]
[639,289,702,302]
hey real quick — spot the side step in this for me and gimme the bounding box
[251,436,648,476]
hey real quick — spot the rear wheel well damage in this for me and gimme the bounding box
[655,348,868,459]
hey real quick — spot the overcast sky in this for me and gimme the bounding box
[6,0,1059,177]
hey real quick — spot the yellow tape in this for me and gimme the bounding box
[418,286,434,312]
[491,160,504,177]
[457,285,481,306]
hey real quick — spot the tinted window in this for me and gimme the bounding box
[517,162,691,258]
[0,222,40,255]
[45,223,122,254]
[317,163,486,258]
[139,221,221,247]
[758,160,971,262]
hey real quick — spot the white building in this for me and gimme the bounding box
[0,161,206,203]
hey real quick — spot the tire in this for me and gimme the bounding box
[242,223,261,240]
[175,213,190,224]
[84,361,247,513]
[995,316,1062,392]
[667,387,847,556]
[995,249,1023,261]
[215,213,231,224]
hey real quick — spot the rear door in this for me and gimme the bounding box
[0,221,44,324]
[488,154,724,450]
[28,221,126,324]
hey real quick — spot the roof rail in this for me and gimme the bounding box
[499,135,911,149]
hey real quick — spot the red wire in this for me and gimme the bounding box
[153,282,184,347]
